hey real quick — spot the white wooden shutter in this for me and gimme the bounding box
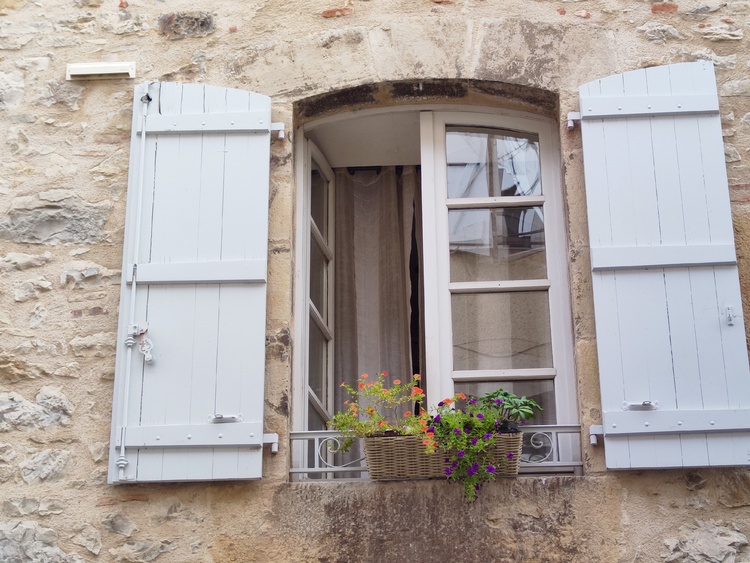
[108,82,272,483]
[580,62,750,469]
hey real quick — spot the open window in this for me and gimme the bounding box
[293,107,579,474]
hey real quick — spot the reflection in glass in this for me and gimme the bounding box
[446,128,541,199]
[452,292,552,370]
[449,207,546,282]
[308,316,328,401]
[454,380,556,425]
[310,162,328,238]
[309,239,327,319]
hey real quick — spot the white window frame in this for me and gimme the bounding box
[293,106,578,443]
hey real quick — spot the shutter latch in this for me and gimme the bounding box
[211,413,243,423]
[622,400,659,411]
[126,324,154,364]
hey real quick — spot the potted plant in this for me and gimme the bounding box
[329,372,442,479]
[423,389,542,500]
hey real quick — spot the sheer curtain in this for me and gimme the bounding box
[333,166,418,408]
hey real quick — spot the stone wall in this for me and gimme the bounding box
[1,0,750,561]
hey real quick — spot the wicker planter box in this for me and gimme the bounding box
[363,432,523,480]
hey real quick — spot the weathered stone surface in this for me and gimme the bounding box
[38,498,64,516]
[677,47,736,70]
[726,144,742,162]
[75,0,102,6]
[101,11,150,35]
[157,12,215,40]
[103,512,138,537]
[0,190,112,244]
[61,262,119,288]
[697,23,744,40]
[663,520,749,562]
[2,499,38,517]
[109,540,174,562]
[14,277,52,302]
[0,252,52,272]
[721,79,750,97]
[19,449,71,484]
[69,332,116,357]
[0,71,24,110]
[0,388,75,432]
[0,520,83,562]
[71,523,101,555]
[88,441,107,463]
[727,1,750,12]
[36,80,84,111]
[0,354,56,383]
[638,22,685,43]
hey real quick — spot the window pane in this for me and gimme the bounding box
[449,207,546,282]
[452,292,552,370]
[310,161,328,238]
[446,128,541,199]
[308,316,328,401]
[454,380,556,424]
[309,238,327,318]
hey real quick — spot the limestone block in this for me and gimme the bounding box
[0,354,53,383]
[61,262,119,288]
[0,520,84,562]
[727,1,750,13]
[0,252,52,272]
[2,498,38,517]
[726,143,742,162]
[0,443,16,482]
[75,0,102,6]
[0,190,112,244]
[157,12,215,40]
[69,332,116,357]
[638,22,686,43]
[18,449,71,484]
[36,80,84,111]
[109,540,175,562]
[663,520,749,562]
[71,523,101,555]
[0,71,24,110]
[0,0,27,9]
[38,498,64,516]
[54,12,96,34]
[100,11,150,35]
[677,47,736,70]
[0,387,75,431]
[0,22,44,50]
[721,79,750,96]
[103,512,137,537]
[14,277,52,302]
[697,23,744,40]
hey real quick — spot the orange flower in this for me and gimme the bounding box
[457,392,467,400]
[361,373,368,379]
[443,398,453,405]
[403,411,412,417]
[425,431,434,438]
[411,387,424,397]
[378,420,387,427]
[414,374,422,381]
[339,382,346,387]
[382,371,388,377]
[422,439,431,446]
[393,379,401,385]
[359,382,366,389]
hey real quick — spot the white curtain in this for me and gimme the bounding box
[334,166,418,406]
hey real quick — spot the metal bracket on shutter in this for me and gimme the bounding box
[271,122,285,140]
[211,413,243,423]
[622,401,659,411]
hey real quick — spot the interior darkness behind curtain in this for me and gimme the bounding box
[333,166,418,409]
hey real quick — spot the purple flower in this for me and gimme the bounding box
[438,401,444,407]
[457,450,465,458]
[434,415,441,423]
[476,413,484,419]
[445,467,452,476]
[486,465,496,474]
[454,428,462,435]
[494,420,501,427]
[483,433,492,440]
[444,457,450,463]
[464,427,471,434]
[468,399,477,405]
[428,426,435,433]
[452,461,458,468]
[495,399,503,405]
[471,437,478,446]
[507,453,514,460]
[467,462,479,476]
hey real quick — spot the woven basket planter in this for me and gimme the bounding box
[363,432,523,480]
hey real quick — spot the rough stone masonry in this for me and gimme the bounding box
[1,0,750,561]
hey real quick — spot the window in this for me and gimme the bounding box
[293,107,577,465]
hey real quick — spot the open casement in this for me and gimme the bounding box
[108,82,274,483]
[580,61,750,469]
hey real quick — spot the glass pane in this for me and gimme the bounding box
[308,316,328,402]
[310,161,328,238]
[454,380,556,425]
[452,292,552,370]
[449,207,546,282]
[446,128,541,199]
[309,238,327,318]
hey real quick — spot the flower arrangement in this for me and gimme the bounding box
[329,372,427,448]
[423,389,542,500]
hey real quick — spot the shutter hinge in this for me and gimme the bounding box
[589,424,603,446]
[567,111,581,131]
[270,122,285,141]
[264,433,279,454]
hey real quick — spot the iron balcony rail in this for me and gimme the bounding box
[290,425,582,479]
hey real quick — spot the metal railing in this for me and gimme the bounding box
[289,425,582,480]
